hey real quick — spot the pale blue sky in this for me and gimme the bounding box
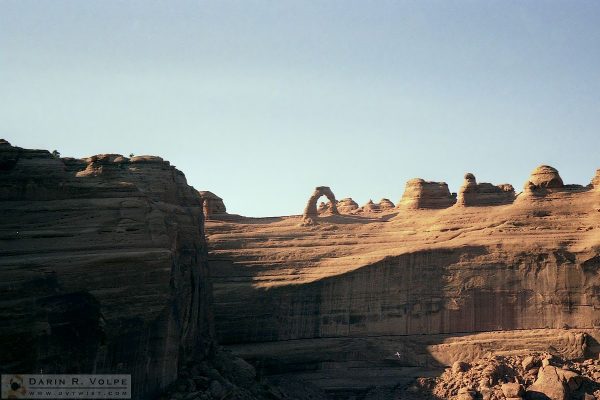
[2,1,599,216]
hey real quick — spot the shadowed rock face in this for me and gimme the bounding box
[398,178,456,209]
[0,141,213,399]
[456,173,515,206]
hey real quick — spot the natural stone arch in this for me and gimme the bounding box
[303,186,339,220]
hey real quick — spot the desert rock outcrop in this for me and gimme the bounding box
[456,173,515,206]
[206,168,600,397]
[199,190,227,218]
[378,198,395,210]
[337,197,359,214]
[360,199,379,213]
[524,165,565,193]
[397,178,456,209]
[591,169,600,190]
[302,186,338,222]
[0,141,213,399]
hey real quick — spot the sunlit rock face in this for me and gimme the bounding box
[378,198,395,210]
[337,198,359,214]
[199,190,227,218]
[591,169,600,190]
[525,165,565,190]
[397,178,456,209]
[206,167,600,397]
[0,140,213,399]
[456,173,515,206]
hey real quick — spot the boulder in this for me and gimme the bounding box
[522,356,537,371]
[456,387,476,400]
[452,361,470,374]
[501,382,524,398]
[526,366,570,400]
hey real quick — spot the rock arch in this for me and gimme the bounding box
[303,186,339,220]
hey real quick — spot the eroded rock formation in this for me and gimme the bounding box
[456,173,515,206]
[0,141,213,399]
[5,140,600,400]
[360,199,379,213]
[524,165,565,193]
[356,198,396,214]
[337,198,359,214]
[591,169,600,190]
[397,178,457,209]
[302,186,338,223]
[378,198,395,210]
[206,170,600,397]
[199,190,227,218]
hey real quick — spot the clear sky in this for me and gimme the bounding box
[2,1,599,217]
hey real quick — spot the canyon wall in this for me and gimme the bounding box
[206,173,600,396]
[212,247,600,344]
[0,140,213,399]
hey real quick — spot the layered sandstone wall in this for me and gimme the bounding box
[397,178,456,209]
[456,173,515,206]
[206,178,600,395]
[212,247,600,344]
[0,141,213,399]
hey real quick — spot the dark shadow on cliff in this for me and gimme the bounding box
[211,245,508,399]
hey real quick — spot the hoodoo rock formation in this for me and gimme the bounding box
[199,190,227,218]
[456,173,515,206]
[302,186,338,223]
[397,178,457,209]
[0,140,213,399]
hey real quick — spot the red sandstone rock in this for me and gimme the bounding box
[302,186,338,223]
[398,178,456,209]
[524,165,564,191]
[337,198,359,214]
[199,190,227,218]
[456,173,515,206]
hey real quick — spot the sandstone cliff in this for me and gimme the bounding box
[3,140,600,400]
[0,140,213,399]
[205,167,600,398]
